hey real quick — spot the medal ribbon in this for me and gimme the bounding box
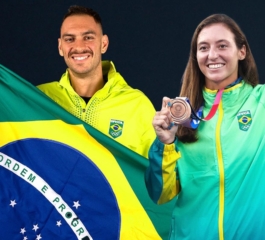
[184,88,223,129]
[170,77,242,129]
[190,88,224,122]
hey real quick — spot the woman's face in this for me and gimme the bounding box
[196,23,246,90]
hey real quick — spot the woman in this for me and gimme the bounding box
[145,14,265,240]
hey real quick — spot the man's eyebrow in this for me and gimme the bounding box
[82,30,96,35]
[62,31,96,38]
[62,33,75,38]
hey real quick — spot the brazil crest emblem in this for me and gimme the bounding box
[109,119,124,138]
[237,110,252,131]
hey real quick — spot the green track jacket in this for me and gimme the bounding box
[146,81,265,239]
[38,61,156,158]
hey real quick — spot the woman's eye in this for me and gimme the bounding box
[219,44,227,49]
[199,46,207,51]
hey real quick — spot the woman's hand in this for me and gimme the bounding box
[153,97,178,144]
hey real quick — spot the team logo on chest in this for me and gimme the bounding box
[237,110,252,131]
[109,119,124,138]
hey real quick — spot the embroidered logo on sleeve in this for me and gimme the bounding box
[237,110,252,131]
[109,119,124,138]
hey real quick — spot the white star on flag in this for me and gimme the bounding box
[20,228,26,234]
[23,236,28,240]
[73,200,81,209]
[10,200,17,207]
[56,220,62,227]
[32,224,39,232]
[36,234,42,240]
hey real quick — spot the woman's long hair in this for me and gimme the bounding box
[177,13,259,143]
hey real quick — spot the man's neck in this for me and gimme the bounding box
[69,71,105,97]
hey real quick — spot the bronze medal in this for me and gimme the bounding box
[169,98,191,124]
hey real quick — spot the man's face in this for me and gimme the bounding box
[58,14,108,77]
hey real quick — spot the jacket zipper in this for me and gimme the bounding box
[216,101,225,240]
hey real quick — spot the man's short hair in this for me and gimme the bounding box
[62,5,103,30]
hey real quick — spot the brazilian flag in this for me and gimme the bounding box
[0,65,175,240]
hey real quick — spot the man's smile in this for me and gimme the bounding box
[73,56,89,60]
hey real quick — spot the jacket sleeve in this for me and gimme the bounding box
[145,137,181,204]
[134,95,157,158]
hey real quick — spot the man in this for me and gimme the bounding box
[38,5,156,158]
